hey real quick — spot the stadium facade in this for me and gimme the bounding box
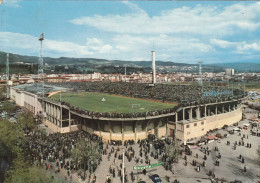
[10,83,246,144]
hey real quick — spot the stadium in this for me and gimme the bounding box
[10,81,247,144]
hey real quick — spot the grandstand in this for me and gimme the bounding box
[10,82,247,144]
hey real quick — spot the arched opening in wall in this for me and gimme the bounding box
[92,120,98,131]
[177,110,183,121]
[169,128,175,139]
[200,106,205,118]
[159,119,166,127]
[192,107,196,119]
[102,121,110,132]
[112,122,121,133]
[223,104,228,113]
[172,115,176,122]
[71,114,80,125]
[217,105,222,114]
[141,120,147,131]
[136,121,143,132]
[207,105,214,116]
[84,119,92,129]
[124,121,134,133]
[147,120,154,134]
[184,108,189,120]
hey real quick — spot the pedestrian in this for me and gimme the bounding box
[142,169,146,175]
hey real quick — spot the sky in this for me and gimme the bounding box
[0,0,260,64]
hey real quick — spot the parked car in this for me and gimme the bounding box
[138,181,146,183]
[150,174,162,183]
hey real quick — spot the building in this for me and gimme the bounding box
[225,68,235,76]
[10,83,246,144]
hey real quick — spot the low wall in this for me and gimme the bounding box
[158,127,166,138]
[61,125,81,133]
[43,119,60,133]
[136,132,146,140]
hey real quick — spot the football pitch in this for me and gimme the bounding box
[51,92,177,113]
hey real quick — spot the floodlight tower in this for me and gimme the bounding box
[124,66,127,82]
[198,60,203,86]
[6,53,9,98]
[152,50,156,84]
[38,33,44,98]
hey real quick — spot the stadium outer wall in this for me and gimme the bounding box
[10,85,244,145]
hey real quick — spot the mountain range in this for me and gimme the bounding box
[0,51,259,74]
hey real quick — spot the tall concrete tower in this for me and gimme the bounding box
[38,33,44,98]
[152,50,156,84]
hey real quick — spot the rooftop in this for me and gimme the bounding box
[13,83,67,95]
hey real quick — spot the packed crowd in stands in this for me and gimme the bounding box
[45,82,247,119]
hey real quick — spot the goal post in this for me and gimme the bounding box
[132,104,141,109]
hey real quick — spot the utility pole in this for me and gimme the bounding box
[197,60,203,86]
[124,66,127,82]
[152,50,156,84]
[6,53,9,98]
[122,149,125,183]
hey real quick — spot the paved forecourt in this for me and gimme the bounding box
[93,106,260,183]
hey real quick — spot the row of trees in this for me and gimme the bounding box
[0,100,67,183]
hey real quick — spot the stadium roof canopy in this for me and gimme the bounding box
[12,83,67,95]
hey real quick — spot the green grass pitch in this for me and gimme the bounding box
[51,92,177,113]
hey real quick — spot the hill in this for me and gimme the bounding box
[210,62,260,72]
[0,51,239,74]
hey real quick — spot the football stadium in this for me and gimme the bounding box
[10,81,247,144]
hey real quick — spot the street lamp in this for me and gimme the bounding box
[197,59,203,86]
[122,148,125,183]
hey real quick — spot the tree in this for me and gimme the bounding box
[0,86,5,100]
[165,141,181,162]
[16,111,35,131]
[1,101,16,113]
[0,119,23,160]
[0,119,24,183]
[71,138,101,178]
[5,155,68,183]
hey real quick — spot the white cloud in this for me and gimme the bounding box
[86,38,112,53]
[210,39,237,48]
[70,2,260,35]
[110,34,214,61]
[210,38,260,52]
[0,32,95,57]
[237,42,260,51]
[4,0,22,7]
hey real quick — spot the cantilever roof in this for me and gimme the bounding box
[12,83,68,95]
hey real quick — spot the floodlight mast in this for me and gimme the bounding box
[6,53,9,98]
[124,66,127,82]
[152,50,156,84]
[38,33,44,98]
[197,60,203,86]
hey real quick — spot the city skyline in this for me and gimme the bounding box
[0,1,260,64]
